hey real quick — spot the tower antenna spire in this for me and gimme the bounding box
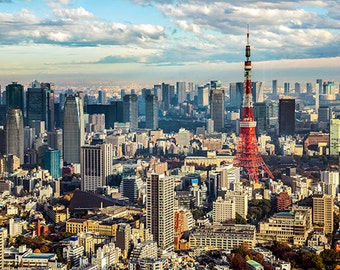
[247,24,250,45]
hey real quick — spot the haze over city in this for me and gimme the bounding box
[0,0,339,90]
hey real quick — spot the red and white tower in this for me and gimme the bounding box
[233,28,274,183]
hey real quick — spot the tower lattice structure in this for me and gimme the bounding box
[233,30,274,183]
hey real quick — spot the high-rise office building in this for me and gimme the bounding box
[272,80,277,95]
[146,173,174,251]
[121,89,126,100]
[210,88,225,132]
[306,83,312,94]
[279,99,295,136]
[63,93,84,164]
[198,85,209,107]
[176,81,186,104]
[229,82,243,112]
[211,80,222,89]
[98,90,107,104]
[145,94,158,130]
[153,84,162,101]
[323,81,336,95]
[330,119,340,156]
[284,82,290,95]
[80,144,113,191]
[316,79,323,94]
[120,176,143,204]
[5,109,24,162]
[47,129,63,157]
[24,126,35,150]
[318,106,331,123]
[6,82,24,113]
[88,114,105,132]
[0,227,5,269]
[213,197,235,224]
[252,81,263,103]
[188,82,195,101]
[26,80,54,131]
[312,194,333,234]
[254,102,267,135]
[161,83,171,111]
[86,101,124,129]
[295,82,301,95]
[123,94,138,130]
[44,149,61,179]
[116,223,131,258]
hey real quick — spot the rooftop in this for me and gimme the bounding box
[247,259,262,267]
[23,253,56,259]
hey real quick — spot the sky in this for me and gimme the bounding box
[0,0,339,91]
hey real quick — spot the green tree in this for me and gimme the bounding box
[320,249,338,269]
[192,209,203,220]
[236,213,247,224]
[230,253,247,270]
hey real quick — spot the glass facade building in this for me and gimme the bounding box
[6,82,24,113]
[26,81,54,131]
[63,93,84,164]
[44,149,61,179]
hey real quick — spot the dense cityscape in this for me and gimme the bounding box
[1,33,340,269]
[1,1,340,270]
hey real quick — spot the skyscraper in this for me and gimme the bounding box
[153,84,162,101]
[116,223,131,258]
[146,173,174,251]
[161,83,171,111]
[318,106,331,123]
[254,102,267,135]
[6,82,24,113]
[47,129,63,157]
[145,94,158,130]
[272,80,277,95]
[198,85,209,107]
[295,82,301,95]
[279,99,295,136]
[63,93,84,164]
[5,109,24,162]
[284,82,290,95]
[306,83,312,94]
[26,80,54,131]
[312,194,333,234]
[80,144,113,191]
[44,149,61,179]
[229,82,243,112]
[24,126,35,150]
[176,81,186,104]
[209,88,225,132]
[330,119,340,156]
[0,227,5,269]
[123,94,138,130]
[316,79,323,95]
[98,90,107,104]
[252,81,263,103]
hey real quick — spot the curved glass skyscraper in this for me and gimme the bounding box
[5,108,24,162]
[63,93,84,164]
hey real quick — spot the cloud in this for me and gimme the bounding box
[52,7,95,20]
[147,0,340,62]
[0,8,165,47]
[95,55,141,64]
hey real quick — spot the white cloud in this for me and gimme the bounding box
[0,8,165,47]
[52,7,95,20]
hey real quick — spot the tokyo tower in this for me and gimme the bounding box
[233,28,274,183]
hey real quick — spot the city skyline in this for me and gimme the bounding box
[0,0,339,90]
